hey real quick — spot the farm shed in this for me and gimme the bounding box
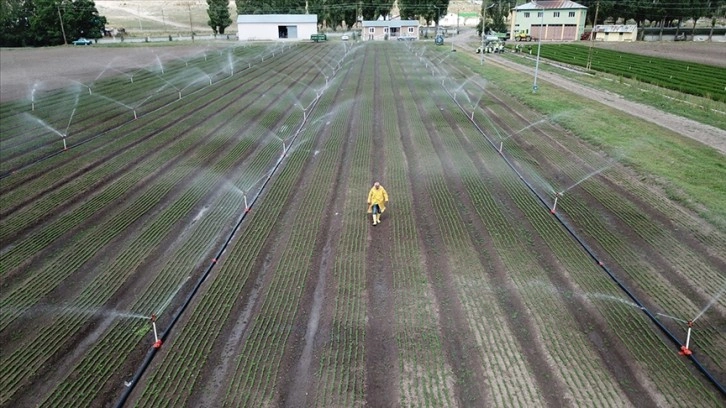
[509,0,587,41]
[592,25,638,42]
[237,14,318,41]
[361,20,420,41]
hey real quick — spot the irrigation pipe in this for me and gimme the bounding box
[434,57,725,396]
[114,58,332,408]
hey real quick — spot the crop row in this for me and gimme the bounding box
[422,44,723,405]
[537,44,726,102]
[476,84,726,374]
[383,53,456,407]
[443,48,723,403]
[0,86,277,404]
[38,70,318,407]
[408,59,632,404]
[0,52,310,308]
[0,44,299,174]
[131,46,357,406]
[0,44,334,406]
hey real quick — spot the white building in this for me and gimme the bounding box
[592,25,638,42]
[237,15,318,41]
[361,20,420,41]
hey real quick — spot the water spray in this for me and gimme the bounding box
[150,314,162,349]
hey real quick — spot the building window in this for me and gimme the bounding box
[524,12,530,18]
[569,11,575,17]
[368,27,375,33]
[384,27,388,33]
[537,11,543,18]
[554,12,560,17]
[408,27,414,33]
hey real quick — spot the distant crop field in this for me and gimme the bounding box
[538,43,726,102]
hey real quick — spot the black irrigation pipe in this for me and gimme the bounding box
[429,55,726,396]
[113,46,347,407]
[0,44,297,181]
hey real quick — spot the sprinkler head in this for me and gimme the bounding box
[150,314,157,322]
[679,345,692,356]
[153,339,163,349]
[687,320,694,328]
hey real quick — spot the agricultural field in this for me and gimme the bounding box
[1,40,725,407]
[536,43,726,102]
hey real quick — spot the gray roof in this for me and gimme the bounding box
[514,1,587,10]
[594,24,637,33]
[237,14,318,24]
[362,20,420,28]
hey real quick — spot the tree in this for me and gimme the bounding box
[0,0,34,46]
[1,0,106,47]
[237,0,306,15]
[207,0,232,34]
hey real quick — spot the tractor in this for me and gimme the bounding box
[514,31,533,41]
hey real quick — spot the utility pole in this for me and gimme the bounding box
[480,2,494,65]
[57,3,68,45]
[480,1,487,65]
[187,3,194,42]
[532,2,544,93]
[586,0,600,71]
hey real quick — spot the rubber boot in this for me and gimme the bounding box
[372,213,377,225]
[376,214,381,224]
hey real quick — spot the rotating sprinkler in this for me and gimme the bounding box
[150,314,162,349]
[679,320,694,356]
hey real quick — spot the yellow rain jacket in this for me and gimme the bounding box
[367,185,388,213]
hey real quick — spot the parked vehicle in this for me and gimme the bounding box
[73,37,93,45]
[310,33,327,42]
[341,34,349,41]
[476,39,505,54]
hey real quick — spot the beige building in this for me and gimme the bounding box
[361,20,420,41]
[592,25,638,42]
[510,0,587,41]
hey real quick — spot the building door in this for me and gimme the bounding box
[278,25,288,38]
[288,25,298,39]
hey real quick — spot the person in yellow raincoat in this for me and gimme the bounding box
[367,182,388,226]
